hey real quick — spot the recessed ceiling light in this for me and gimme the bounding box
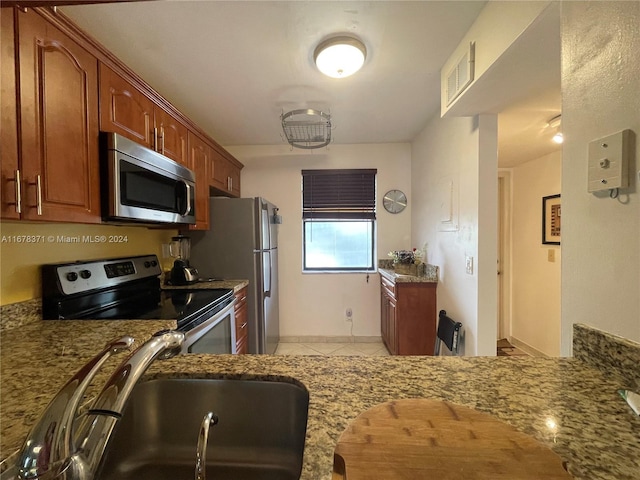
[314,36,366,79]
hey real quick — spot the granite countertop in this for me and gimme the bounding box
[377,258,439,283]
[378,266,438,283]
[161,279,249,293]
[1,315,639,479]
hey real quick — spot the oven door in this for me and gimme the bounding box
[182,301,236,354]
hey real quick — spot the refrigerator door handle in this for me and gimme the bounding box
[264,250,272,298]
[261,200,271,251]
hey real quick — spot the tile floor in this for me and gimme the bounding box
[274,339,531,357]
[274,341,390,356]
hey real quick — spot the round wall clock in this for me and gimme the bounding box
[383,189,407,214]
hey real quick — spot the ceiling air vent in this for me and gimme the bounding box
[281,109,331,149]
[445,42,475,106]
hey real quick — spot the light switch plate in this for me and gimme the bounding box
[465,256,473,275]
[588,129,631,192]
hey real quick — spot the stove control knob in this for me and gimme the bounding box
[66,272,78,282]
[80,269,92,279]
[144,261,151,268]
[150,260,158,267]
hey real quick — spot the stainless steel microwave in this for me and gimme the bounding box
[100,132,196,225]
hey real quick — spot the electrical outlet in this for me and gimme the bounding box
[465,256,473,275]
[346,308,353,322]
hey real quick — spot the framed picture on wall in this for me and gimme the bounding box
[542,194,561,245]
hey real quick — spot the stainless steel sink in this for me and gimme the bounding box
[95,378,309,480]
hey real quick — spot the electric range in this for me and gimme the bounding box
[41,255,234,333]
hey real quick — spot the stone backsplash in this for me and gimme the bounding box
[573,323,640,389]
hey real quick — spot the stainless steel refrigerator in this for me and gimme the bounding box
[189,197,279,354]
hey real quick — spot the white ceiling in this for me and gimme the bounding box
[60,1,561,166]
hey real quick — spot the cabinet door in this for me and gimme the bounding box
[19,9,100,223]
[187,131,210,230]
[99,62,154,149]
[228,162,241,197]
[380,289,388,344]
[388,296,397,355]
[210,148,230,192]
[234,287,248,355]
[155,107,187,165]
[380,287,397,355]
[1,8,20,219]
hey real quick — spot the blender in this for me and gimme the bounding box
[169,235,199,285]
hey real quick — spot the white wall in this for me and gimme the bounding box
[560,1,640,354]
[411,114,498,356]
[226,143,412,338]
[510,151,562,356]
[441,0,551,116]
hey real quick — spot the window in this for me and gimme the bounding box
[302,169,377,271]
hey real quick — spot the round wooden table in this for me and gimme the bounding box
[333,399,572,479]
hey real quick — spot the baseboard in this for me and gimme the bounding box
[509,336,548,357]
[279,335,382,344]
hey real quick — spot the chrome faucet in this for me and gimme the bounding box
[11,331,185,480]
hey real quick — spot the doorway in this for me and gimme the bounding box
[497,171,511,341]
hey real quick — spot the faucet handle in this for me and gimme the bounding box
[195,411,219,480]
[15,336,134,480]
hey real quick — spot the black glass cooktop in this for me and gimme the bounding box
[44,275,233,330]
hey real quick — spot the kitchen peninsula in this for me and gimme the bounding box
[1,303,638,480]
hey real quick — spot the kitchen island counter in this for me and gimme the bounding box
[1,323,639,480]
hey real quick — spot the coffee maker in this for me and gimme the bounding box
[168,235,199,285]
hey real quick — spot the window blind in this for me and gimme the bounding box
[302,169,377,220]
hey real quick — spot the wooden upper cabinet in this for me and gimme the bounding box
[187,131,210,230]
[1,8,20,220]
[228,161,241,197]
[99,63,188,166]
[210,147,242,198]
[155,107,188,166]
[17,8,100,222]
[99,62,154,148]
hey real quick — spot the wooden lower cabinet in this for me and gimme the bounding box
[380,274,436,355]
[234,286,248,354]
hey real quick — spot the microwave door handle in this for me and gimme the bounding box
[182,181,192,216]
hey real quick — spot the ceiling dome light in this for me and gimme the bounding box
[552,132,564,144]
[314,36,366,78]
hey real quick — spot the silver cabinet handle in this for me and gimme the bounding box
[36,175,42,215]
[15,170,21,213]
[28,175,43,215]
[161,126,165,155]
[153,127,158,151]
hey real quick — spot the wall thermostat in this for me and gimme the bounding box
[588,129,633,193]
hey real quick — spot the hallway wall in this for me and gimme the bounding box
[510,151,562,356]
